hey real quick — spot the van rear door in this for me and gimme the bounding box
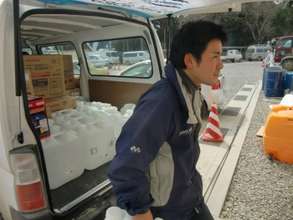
[12,1,165,219]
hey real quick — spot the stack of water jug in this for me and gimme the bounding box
[41,100,135,189]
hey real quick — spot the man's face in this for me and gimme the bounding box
[184,39,223,86]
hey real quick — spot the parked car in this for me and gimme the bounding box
[245,44,271,61]
[221,49,242,62]
[85,53,110,68]
[119,60,152,78]
[105,50,121,64]
[122,51,149,64]
[274,36,293,63]
[97,49,121,64]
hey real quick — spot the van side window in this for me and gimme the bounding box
[39,43,80,75]
[83,37,152,78]
[247,48,255,53]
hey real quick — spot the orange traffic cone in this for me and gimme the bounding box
[201,103,223,142]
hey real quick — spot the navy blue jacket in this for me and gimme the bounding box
[108,63,203,220]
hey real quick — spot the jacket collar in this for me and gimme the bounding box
[165,63,200,124]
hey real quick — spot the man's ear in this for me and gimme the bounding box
[184,53,196,69]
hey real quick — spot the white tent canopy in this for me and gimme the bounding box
[32,0,283,17]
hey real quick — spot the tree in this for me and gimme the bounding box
[271,6,293,36]
[240,2,278,44]
[181,2,280,46]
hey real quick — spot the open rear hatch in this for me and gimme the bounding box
[18,2,158,215]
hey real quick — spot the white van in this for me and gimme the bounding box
[221,49,243,62]
[0,2,164,220]
[0,1,269,220]
[245,44,271,61]
[122,51,150,65]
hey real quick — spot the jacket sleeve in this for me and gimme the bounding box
[108,88,174,216]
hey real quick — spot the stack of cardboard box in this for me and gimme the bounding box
[24,55,78,118]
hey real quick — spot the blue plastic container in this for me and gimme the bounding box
[264,67,284,97]
[284,71,293,91]
[262,68,267,90]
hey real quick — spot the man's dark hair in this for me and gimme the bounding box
[169,20,227,69]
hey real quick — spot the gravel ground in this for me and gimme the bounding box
[220,92,293,220]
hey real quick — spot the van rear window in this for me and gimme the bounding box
[83,37,151,78]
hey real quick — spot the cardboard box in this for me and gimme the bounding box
[62,55,74,76]
[24,55,68,98]
[45,96,76,117]
[24,55,69,78]
[25,70,65,98]
[64,75,76,90]
[65,88,80,96]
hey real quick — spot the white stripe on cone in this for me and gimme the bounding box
[209,111,219,121]
[201,103,224,142]
[206,122,222,136]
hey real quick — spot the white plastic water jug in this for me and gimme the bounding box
[49,124,61,135]
[104,207,164,220]
[120,103,135,115]
[42,131,85,189]
[102,109,123,139]
[91,101,111,109]
[73,122,115,170]
[105,206,127,220]
[52,109,80,126]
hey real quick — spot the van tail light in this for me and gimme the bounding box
[212,81,221,90]
[10,152,47,212]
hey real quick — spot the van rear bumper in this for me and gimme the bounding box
[10,208,53,220]
[9,193,113,220]
[10,207,107,220]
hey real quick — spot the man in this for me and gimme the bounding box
[108,20,227,220]
[263,49,274,68]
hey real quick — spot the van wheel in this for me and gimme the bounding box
[231,59,235,63]
[201,101,209,119]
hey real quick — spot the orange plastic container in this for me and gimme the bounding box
[263,106,293,164]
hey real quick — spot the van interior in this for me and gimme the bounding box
[20,8,161,213]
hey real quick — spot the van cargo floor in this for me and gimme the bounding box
[51,162,110,210]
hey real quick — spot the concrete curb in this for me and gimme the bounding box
[206,81,262,218]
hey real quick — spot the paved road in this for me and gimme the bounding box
[221,61,263,107]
